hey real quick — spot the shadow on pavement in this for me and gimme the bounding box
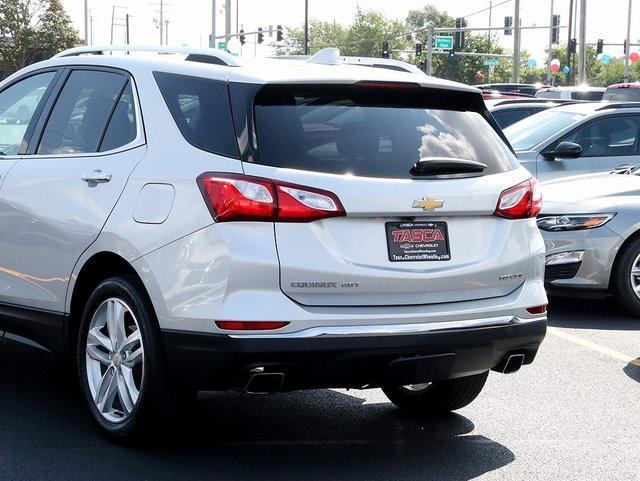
[623,360,640,383]
[547,297,640,330]
[0,337,515,481]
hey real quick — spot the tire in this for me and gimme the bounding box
[614,237,640,318]
[382,371,489,414]
[77,275,176,441]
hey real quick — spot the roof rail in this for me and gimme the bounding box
[596,102,640,111]
[53,45,241,67]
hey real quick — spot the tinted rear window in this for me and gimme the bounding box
[603,88,640,101]
[154,72,238,158]
[252,85,518,179]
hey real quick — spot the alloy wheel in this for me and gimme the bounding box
[85,298,144,423]
[630,252,640,300]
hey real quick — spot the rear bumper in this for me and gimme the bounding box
[161,317,546,392]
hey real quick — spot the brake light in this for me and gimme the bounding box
[215,321,290,330]
[494,178,542,219]
[197,173,346,222]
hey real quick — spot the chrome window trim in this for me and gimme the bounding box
[227,315,546,339]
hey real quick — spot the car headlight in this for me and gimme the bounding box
[537,213,615,232]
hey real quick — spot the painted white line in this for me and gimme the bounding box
[547,326,640,367]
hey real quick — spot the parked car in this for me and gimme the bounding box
[477,83,550,97]
[540,168,640,316]
[0,45,547,440]
[504,102,640,181]
[603,82,640,102]
[535,86,605,101]
[486,98,582,129]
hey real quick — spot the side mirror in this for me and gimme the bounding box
[542,141,583,160]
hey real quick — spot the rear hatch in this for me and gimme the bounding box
[237,82,534,307]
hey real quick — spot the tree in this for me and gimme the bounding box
[0,0,79,70]
[275,8,407,57]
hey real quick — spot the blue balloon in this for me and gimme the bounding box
[562,66,570,74]
[600,54,612,64]
[527,58,537,68]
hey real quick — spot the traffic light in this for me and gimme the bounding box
[381,41,389,59]
[569,38,577,53]
[239,29,246,45]
[624,39,629,54]
[596,39,604,55]
[551,14,560,44]
[257,27,264,44]
[415,43,422,57]
[454,17,466,49]
[504,16,513,35]
[276,24,283,42]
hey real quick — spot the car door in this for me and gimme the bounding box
[536,114,640,181]
[0,66,145,314]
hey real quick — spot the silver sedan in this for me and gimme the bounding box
[540,168,640,316]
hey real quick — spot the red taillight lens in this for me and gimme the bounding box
[494,178,542,219]
[197,173,345,223]
[215,321,290,330]
[526,305,547,315]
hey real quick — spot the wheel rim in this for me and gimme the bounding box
[630,253,640,300]
[85,298,144,424]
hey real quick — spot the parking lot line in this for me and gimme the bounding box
[547,326,640,367]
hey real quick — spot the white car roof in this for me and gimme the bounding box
[3,45,479,95]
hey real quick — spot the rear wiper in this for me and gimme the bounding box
[410,157,487,176]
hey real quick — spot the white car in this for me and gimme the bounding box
[0,45,547,440]
[535,86,605,101]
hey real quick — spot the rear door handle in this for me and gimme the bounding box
[81,170,112,183]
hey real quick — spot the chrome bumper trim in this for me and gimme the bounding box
[228,315,546,339]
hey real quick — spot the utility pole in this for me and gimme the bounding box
[624,0,633,81]
[547,0,554,84]
[513,0,521,83]
[577,0,586,84]
[125,14,130,44]
[487,1,492,82]
[165,19,169,44]
[567,0,573,83]
[236,0,239,35]
[84,0,89,45]
[304,0,309,55]
[426,26,433,76]
[210,0,216,47]
[110,5,115,44]
[159,0,164,45]
[225,0,231,43]
[89,13,94,44]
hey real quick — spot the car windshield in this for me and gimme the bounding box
[504,110,585,151]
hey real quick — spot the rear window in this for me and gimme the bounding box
[603,87,640,102]
[252,84,518,179]
[536,90,562,99]
[571,90,603,101]
[154,72,238,158]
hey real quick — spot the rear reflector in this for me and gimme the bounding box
[494,178,542,219]
[197,173,345,222]
[215,321,290,331]
[526,305,547,315]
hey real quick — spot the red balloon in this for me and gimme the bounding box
[550,63,560,73]
[630,52,640,63]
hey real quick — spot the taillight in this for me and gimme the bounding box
[215,321,290,330]
[494,178,542,219]
[197,173,346,222]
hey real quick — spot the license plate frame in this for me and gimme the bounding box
[385,221,451,262]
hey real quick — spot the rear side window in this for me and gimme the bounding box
[252,84,518,178]
[154,72,238,158]
[492,108,533,129]
[38,70,128,154]
[603,88,640,102]
[100,81,137,152]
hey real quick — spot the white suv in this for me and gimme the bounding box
[0,46,547,440]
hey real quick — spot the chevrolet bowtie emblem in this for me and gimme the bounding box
[412,197,444,211]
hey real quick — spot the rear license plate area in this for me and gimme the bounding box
[385,221,451,262]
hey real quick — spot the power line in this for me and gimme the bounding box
[460,0,512,20]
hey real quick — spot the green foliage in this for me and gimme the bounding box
[0,0,79,70]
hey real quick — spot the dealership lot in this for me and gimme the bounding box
[0,297,638,481]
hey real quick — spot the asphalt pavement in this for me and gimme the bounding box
[1,297,639,481]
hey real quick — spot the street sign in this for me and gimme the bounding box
[217,41,227,50]
[483,58,500,66]
[435,36,454,50]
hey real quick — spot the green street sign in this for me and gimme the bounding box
[217,41,227,50]
[483,58,500,66]
[435,36,454,50]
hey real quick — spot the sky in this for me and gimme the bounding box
[60,0,637,64]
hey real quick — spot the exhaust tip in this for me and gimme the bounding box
[245,372,285,395]
[502,353,525,374]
